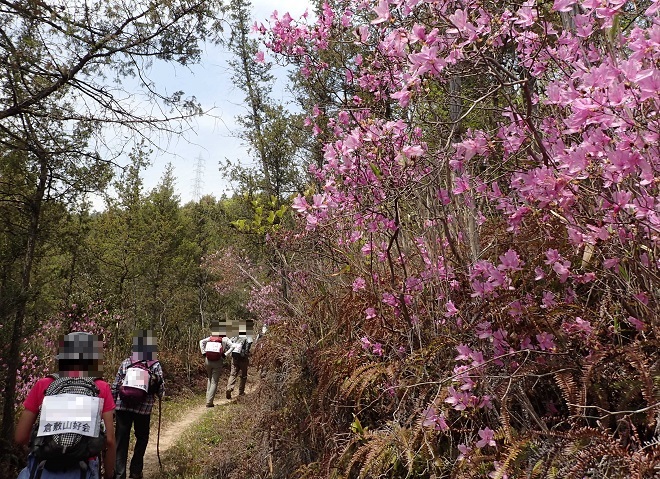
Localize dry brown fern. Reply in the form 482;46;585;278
340;361;392;406
337;424;431;479
357;433;397;478
554;370;583;418
626;344;659;426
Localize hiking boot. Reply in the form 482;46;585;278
129;473;143;479
226;390;231;400
206;403;214;407
238;392;245;396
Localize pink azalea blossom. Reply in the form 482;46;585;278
498;249;524;271
535;332;556;351
563;317;593;336
534;267;546;280
292;195;309;213
371;0;390;24
352;277;366;291
455;344;472;361
552;0;577;11
476;427;496;448
457;444;472;461
382;293;398;307
444;300;459;317
626;316;645;331
360;337;372;350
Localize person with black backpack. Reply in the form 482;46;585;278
225;320;254;400
198;321;233;407
14;331;116;479
111;330;164;479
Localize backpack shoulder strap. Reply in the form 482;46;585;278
47;375;100;393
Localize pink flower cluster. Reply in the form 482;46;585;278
14;301;112;405
261;0;660;473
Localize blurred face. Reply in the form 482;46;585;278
58;333;103;377
211;322;225;337
226;319;255;339
131;329;158;361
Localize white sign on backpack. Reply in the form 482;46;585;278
205;341;222;353
124;367;150;392
37;394;103;437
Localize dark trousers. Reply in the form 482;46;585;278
115;409;151;479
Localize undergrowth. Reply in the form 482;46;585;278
158;374;267;479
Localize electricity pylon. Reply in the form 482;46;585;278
191;154;205;202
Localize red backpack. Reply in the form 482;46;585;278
204;336;224;361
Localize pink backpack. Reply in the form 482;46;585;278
119;360;160;405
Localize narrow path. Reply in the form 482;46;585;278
141;386;254;478
141;400;210;478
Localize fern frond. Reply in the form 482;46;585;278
358;434;397;478
340;361;390;405
491;436;533;479
626;345;658;424
554;371;582;417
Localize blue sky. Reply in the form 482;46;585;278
94;0;311;209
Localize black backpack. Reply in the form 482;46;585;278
30;375;106;475
232;336;251;358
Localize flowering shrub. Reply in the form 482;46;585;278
254;0;660;477
13;301;113;406
202;246;285;328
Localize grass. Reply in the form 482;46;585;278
155;377;266;479
158;402;234;478
153;389;206;431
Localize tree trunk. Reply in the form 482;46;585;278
448;74;480;261
0;152;48;443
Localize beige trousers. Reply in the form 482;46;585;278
205;356;223;405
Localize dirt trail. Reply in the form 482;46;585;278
141;400;211;478
141;386;253;478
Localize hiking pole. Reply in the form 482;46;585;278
157;394;163;472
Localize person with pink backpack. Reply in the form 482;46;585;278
111;330;164;479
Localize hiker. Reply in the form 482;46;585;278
111;330;165;479
14;331;116;479
225;320;254;400
199;321;233;407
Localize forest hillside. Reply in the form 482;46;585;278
1;0;659;478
